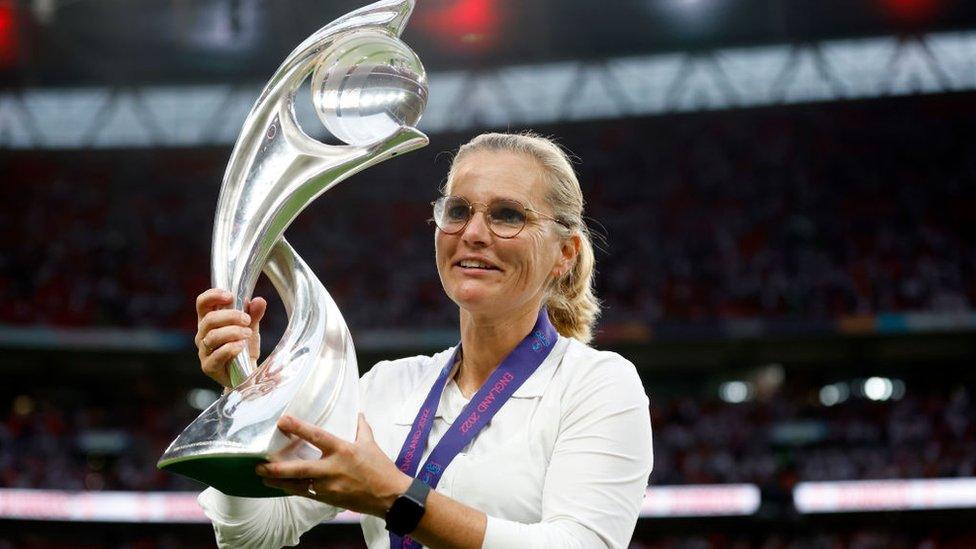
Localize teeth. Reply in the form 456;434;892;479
459;260;493;269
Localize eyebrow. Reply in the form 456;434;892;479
449;193;535;208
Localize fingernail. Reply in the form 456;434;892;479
244;328;253;337
255;465;268;475
242;314;251;324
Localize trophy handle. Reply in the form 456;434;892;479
220;124;428;386
259;239;355;433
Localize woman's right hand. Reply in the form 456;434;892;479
195;288;267;388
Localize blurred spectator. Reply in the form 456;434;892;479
1;98;974;333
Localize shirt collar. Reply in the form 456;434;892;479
393;336;569;425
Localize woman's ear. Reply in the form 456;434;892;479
553;233;581;279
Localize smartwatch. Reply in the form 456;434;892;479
385;478;431;536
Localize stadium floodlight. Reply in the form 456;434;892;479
864;376;894;401
818;382;851;406
718;381;752;403
186;388;219;411
891;378;906;400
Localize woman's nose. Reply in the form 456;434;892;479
461;210;492;245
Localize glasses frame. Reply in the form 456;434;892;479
430;195;571;239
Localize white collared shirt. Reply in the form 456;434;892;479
198;335;653;548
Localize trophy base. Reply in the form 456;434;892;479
160;455;287;498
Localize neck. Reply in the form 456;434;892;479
455;299;542;398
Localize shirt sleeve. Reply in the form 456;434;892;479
481;352;654;549
198;487;339;548
196;366;385;548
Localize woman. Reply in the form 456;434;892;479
194;132;653;548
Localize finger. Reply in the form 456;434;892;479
244;297;267;362
356;413;374;443
198;309;252;336
201;340;245;384
196;288;233;318
266;436;307;462
200;325;252;354
203;338;245;363
247;297;267;327
256;459;328;480
278;415;344;453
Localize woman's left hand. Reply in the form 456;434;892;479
256;413;412;517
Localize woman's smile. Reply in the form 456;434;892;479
455;264;500;275
454;255;502;274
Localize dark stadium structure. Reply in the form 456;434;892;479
2;0;975;547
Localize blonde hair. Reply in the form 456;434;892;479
445;132;601;344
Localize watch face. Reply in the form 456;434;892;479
386;478;430;536
387;494;425;536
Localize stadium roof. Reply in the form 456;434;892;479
4;29;976;149
4;0;976;87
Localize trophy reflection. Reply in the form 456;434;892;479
157;0;429;497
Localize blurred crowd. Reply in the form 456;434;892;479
2;378;971;493
0;379;201;492
588;103;976;325
650;384;974;491
2;96;975;335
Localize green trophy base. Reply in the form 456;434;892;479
159;456;287;498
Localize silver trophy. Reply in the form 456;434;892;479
157;0;428;498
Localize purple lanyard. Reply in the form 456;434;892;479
389;308;558;549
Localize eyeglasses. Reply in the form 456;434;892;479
431;195;570;239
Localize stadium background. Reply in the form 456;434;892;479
2;0;976;546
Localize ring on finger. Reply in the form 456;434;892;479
307;479;317;496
